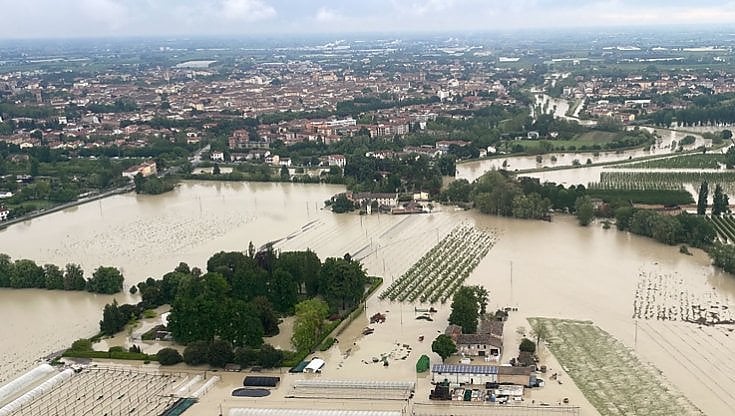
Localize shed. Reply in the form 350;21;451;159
304;358;325;373
243;376;280;388
289;361;309;373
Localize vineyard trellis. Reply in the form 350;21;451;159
610;154;726;170
379;223;496;304
707;215;735;243
590;171;735;195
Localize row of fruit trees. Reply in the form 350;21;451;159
590;171;735;194
707;215;735;243
379;223;496;304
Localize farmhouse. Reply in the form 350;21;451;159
122;160;157;179
445;319;505;359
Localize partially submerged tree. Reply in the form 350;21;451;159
432;334;457;362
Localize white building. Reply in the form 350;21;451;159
0;206;9;221
210;151;225;162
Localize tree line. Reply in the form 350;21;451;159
0;254;124;294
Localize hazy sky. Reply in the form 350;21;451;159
1;0;734;38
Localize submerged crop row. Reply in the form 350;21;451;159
528;318;702;416
378;223;496;304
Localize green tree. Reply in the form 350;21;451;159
64;263;86;290
443;179;472;203
431;334;457;362
0;254;13;287
99;300;126;336
218;299;264;348
448;286;480;334
269;269;298;314
574;196;595;226
207;339;234;368
280;165;290;181
320;257;366;310
726;146;735;169
712;184;729;216
614;207;635;231
519;338;536;353
43;264;64;290
183;341;209;366
472;286;489;315
157;348;183;365
331;194;354;213
710;243;735;274
291;299;329;352
133;172;145;193
87;266;124;294
212;164;221;175
697;181;709;215
277;250;322;295
250;296;280;336
12;259;44;288
258;344;284;368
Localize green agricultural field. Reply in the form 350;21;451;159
529;318;702;416
612;154;726;169
516;130;654;153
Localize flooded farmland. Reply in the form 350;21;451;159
1;181;735;415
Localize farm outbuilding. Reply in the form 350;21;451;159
303;358;325;373
243;376;280;388
431;364;498;385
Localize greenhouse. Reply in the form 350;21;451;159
292;380;415;400
0;364;55;406
229;409;402;416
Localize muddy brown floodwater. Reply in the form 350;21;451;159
1;181;735;416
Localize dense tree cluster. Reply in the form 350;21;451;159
100;248;368;355
614;209;716;247
0;255;121;293
133;173;175;195
468;172;585;220
651;93;735;127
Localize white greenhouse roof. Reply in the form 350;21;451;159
293;380;415;390
229;409;401;416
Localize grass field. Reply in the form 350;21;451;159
528;318;702;416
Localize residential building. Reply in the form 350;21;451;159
210;151;225;161
122;160;157;179
0;205;8;221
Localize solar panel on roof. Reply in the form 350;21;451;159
431;364;499;374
